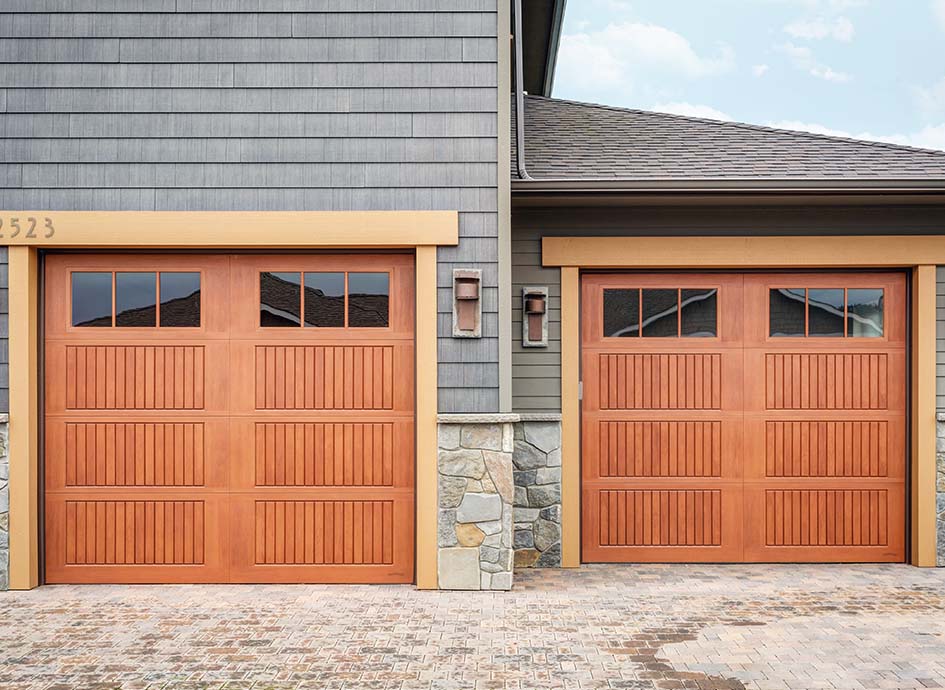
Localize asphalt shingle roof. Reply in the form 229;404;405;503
512;95;945;181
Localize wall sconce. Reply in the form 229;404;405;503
522;286;548;347
452;268;482;338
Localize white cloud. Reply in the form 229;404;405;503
784;16;855;40
556;22;734;95
767;119;945;151
651;102;733;121
809;65;851;82
933;0;945;31
780;42;851;82
752;64;770;77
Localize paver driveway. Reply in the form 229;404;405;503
2;565;945;690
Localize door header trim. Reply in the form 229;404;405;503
543;235;945;268
0;211;459;248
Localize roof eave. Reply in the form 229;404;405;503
511;178;945;207
512;178;945;193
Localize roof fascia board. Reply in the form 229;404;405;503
541;0;567;96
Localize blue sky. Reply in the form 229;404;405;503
553;0;945;151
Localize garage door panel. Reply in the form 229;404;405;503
45;493;229;583
582;485;743;562
744;417;905;481
743;485;905;562
228;342;414;415
743;349;905;414
230;418;413;490
584;351;743;413
227;493;414;583
584;419;743;481
45;341;230;415
46;418;229;492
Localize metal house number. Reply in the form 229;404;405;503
0;216;56;240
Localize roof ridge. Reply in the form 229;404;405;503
525;94;945;158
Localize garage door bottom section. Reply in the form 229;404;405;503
44;254;415;584
581;273;906;564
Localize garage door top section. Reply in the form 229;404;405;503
44;254;415;584
582;273;906;564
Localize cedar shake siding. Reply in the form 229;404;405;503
0;1;501;413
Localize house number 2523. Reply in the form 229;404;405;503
0;216;55;239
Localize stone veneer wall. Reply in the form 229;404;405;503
437;417;515;590
0;415;8;590
512;417;562;568
937;416;945;566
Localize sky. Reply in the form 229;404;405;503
552;0;945;151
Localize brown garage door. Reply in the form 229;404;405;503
582;272;905;563
44;254;415;583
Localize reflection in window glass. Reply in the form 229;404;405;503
808;288;845;337
260;272;302;327
680;289;717;337
348;272;390;327
116;272;156;327
304;272;345;327
72;272;112;327
770;288;807;337
847;288;884;337
642;289;679;337
160;272;201;327
603;289;640;337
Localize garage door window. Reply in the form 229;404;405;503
260;270;389;328
603;287;718;338
72;271;201;328
770;287;883;337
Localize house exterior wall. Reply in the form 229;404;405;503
512;203;945;413
0;1;503;414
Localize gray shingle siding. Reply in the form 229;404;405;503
0;3;500;414
512;204;945;414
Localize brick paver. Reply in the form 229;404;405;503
2;564;945;689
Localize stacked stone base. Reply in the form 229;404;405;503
437;416;515;590
512;416;561;568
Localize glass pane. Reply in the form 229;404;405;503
260;272;302;327
603;289;639;337
72;272;112;327
808;288;845;337
680;289;717;337
847;288;884;337
348;272;390;327
116;272;156;327
769;288;806;337
160;272;201;327
642;289;678;337
303;272;345;327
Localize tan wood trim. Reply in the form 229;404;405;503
912;265;937;567
8;246;40;589
560;266;581;568
415;245;439;588
0;211;458;248
543;235;945;268
497;0;513;413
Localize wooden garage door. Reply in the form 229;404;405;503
44;254;415;584
582;272;906;563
